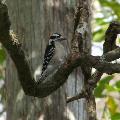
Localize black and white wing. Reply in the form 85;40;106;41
41;44;55;76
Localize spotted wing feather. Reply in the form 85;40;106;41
41;44;55;75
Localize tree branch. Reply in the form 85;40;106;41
67;90;86;103
66;47;120;103
89;21;120;91
66;21;120;103
1;2;120;99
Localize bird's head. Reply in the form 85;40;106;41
49;33;66;45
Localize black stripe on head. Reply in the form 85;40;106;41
50;36;56;39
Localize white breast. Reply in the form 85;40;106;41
55;42;66;59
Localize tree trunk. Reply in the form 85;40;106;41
6;0;92;120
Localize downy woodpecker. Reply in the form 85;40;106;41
40;33;67;80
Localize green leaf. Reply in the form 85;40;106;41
107;97;117;114
93;24;108;42
96;18;105;25
100;75;114;84
99;0;120;18
94;84;105;98
105;84;116;92
0;75;4;80
94;75;114;98
95;18;109;26
93;28;105;42
115;81;120;88
111;113;120;120
0;48;6;64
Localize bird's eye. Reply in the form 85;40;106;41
50;36;56;39
56;35;61;38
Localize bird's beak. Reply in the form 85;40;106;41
58;36;66;41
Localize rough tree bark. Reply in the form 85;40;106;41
0;1;120;120
5;0;91;120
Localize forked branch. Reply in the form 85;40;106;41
0;2;120;99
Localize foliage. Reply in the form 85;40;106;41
94;75;114;98
93;0;120;120
92;0;120;42
94;74;120;119
0;45;6;117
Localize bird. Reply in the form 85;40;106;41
39;33;68;81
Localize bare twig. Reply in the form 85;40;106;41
66;90;86;103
